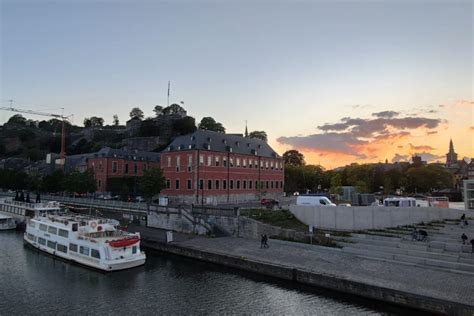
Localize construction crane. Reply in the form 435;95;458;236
0;103;72;169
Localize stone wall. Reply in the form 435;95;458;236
290;205;466;230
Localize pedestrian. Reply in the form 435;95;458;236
419;230;428;242
471;239;474;253
263;234;269;248
461;233;468;245
411;228;419;241
260;234;265;248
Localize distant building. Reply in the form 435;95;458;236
443;139;470;191
411;155;426;166
446;139;458;167
65;147;160;193
160;130;284;204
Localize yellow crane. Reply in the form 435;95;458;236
0;104;72;168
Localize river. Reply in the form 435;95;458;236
0;231;415;315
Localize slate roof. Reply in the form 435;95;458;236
164;130;280;158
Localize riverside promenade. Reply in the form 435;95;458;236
132;226;474;315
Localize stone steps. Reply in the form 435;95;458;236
341;246;474;273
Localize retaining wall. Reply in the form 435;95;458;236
290;205;466;230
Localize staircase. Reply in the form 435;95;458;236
335;218;474;274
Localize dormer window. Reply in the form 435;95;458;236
247;143;250;147
235;141;240;147
207;137;212;142
191;135;196;141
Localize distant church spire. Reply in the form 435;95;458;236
244;120;248;137
446;138;458;167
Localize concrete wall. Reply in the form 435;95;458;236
147;209;210;235
290;205;465;230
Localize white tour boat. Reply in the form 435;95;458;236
24;213;146;271
0;197;61;227
0;214;16;230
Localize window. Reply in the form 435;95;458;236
215;156;220;167
208;180;212;190
271;161;274;170
166;179;171;189
230;180;234;189
124;163;129;174
80;246;90;256
223;157;227;167
47;240;56;249
132;246;137;254
91;249;100;259
27;233;36;241
39;224;47;232
188;155;192;171
230;158;234;167
275;181;278;189
112;161;118;173
176;156;181;172
199;179;204;190
243;159;247;168
69;243;78;252
249;159;253;168
48;226;57;235
236;158;240;167
57;244;68;253
72;223;78;232
207;156;212;166
38;237;46;246
175;180;180;190
243;181;247;189
199;155;204;165
255;161;258;168
134;163;138;174
223;180;227;190
255;181;259;189
271;181;274;189
280;181;283;189
215;180;220;190
167;156;171;167
187;179;192;190
58;229;69;238
237;180;240;189
249;181;253;189
266;181;269;189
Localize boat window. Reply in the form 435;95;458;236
69;243;78;252
79;246;90;256
38;237;46;245
29;221;36;228
47;240;56;249
72;223;78;232
27;233;36;242
39;224;47;232
26;210;35;217
132;246;137;254
58;229;69;238
48;226;57;235
57;244;68;253
0;219;6;224
91;249;100;259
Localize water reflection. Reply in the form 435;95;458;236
1;232;419;315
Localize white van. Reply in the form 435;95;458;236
296;195;336;206
383;197;417;207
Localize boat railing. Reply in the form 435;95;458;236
1;199;60;210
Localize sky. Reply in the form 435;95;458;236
1;0;473;169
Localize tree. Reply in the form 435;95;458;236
153;105;163;117
7;114;27;125
248;131;268;142
83;118;92;128
129;107;144;120
113;114;120;126
329;173;342;196
90;116;104;127
173;116;196;135
283;150;305;166
63;169;96;194
139;168;166;202
41;170;65;193
198;117;226;133
162;103;185;115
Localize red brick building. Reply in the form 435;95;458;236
65;147;160;193
161;130;284;203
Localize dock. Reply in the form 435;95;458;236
131;226;474;315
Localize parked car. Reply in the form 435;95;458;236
296;195;336;206
261;198;279;207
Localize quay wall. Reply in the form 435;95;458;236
141;239;473;316
290;205;466;231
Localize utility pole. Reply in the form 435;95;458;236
167;81;170;107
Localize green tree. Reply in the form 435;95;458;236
329;173;342;196
162;103;185;115
283;150;305;166
129;107;144;120
41;170;65;193
153;105;163;116
248;131;268;142
83;118;92;128
7;114;26;125
63;169;96;194
405;165;453;193
355;180;369;193
139;168;166;202
198;117;225;133
173;116;196;135
113;114;120;126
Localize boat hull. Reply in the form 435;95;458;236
23;236;146;272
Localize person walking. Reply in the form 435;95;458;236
461;233;468;245
260;234;265;249
263;234;269;248
471;239;474;253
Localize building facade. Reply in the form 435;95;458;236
160;130;284;204
65;147;160;193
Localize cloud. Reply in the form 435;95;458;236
409;143;436;151
392;154;409;163
452;100;474;108
276;133;368;158
372;111;399;118
469;126;474;132
413;152;444;162
427;131;438;135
